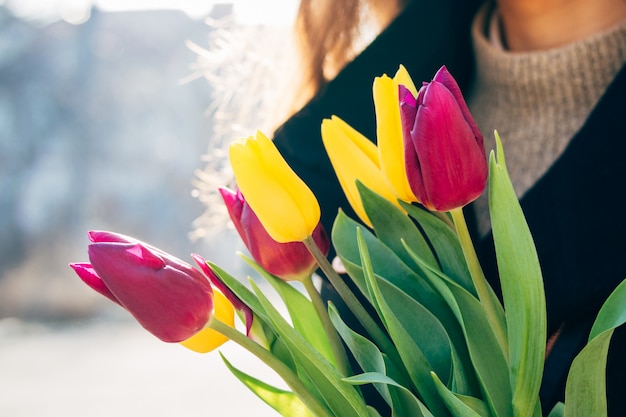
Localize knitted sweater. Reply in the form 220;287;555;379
468;5;626;235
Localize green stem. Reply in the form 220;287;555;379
302;275;350;376
302;236;397;362
209;319;333;417
450;207;508;355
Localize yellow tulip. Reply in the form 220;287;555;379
321;116;400;228
229;130;321;243
373;65;418;203
180;290;234;353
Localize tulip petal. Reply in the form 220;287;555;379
180;290;234;353
321;116;399;227
393;64;418;97
88;230;132;243
433;66;483;143
218;187;249;248
69;262;121;305
373;75;416;202
229;131;320;243
400;87;427;206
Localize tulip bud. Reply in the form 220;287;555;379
400;66;487;212
321;115;400;227
229;130;321;243
218;187;329;281
70;231;232;350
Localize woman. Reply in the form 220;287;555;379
271;0;626;414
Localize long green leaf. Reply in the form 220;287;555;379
357;229;451;417
430;371;486;417
250;279;370;417
589;278;626;340
409;249;512;417
329;302;392;405
563;331;612;417
400;201;475;295
343;372;432;417
489;133;546;417
241;254;335;367
357;181;439;272
333;212;465;352
401;240;481;397
564;278;626;417
446;281;513;417
220;352;314;417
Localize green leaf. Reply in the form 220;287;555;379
563;330;612;417
489;133;546;417
328;302;392;405
548;402;564;417
400;201;475;295
220;352;314;417
430;371;485;417
357;181;439;272
589;278;626;340
356;229;451;417
564;278;626;417
401;240;481;397
443;279;513;417
333;212;464;349
335;210;479;397
241;254;335;367
343;372;433;417
250;279;370;417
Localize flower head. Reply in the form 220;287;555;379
229;131;320;243
70;231;233;352
218;187;329;281
400;66;487;211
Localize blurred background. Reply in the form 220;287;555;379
0;1;296;415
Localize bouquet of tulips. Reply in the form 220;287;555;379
70;66;626;417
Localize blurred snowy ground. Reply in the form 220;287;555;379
0;314;283;416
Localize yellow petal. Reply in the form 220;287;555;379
180;290;234;353
229;131;320;243
321;116;400;227
373;73;417;203
393;64;418;97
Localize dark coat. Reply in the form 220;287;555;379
273;1;626;414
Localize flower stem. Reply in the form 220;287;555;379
302;275;350;376
209;319;333;417
450;207;508;355
302;236;397;361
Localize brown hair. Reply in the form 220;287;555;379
291;0;406;111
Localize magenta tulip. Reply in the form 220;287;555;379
219;187;330;281
70;231;214;343
400;66;487;212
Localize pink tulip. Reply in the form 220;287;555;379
219;187;330;281
400;66;487;212
70;231;214;343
